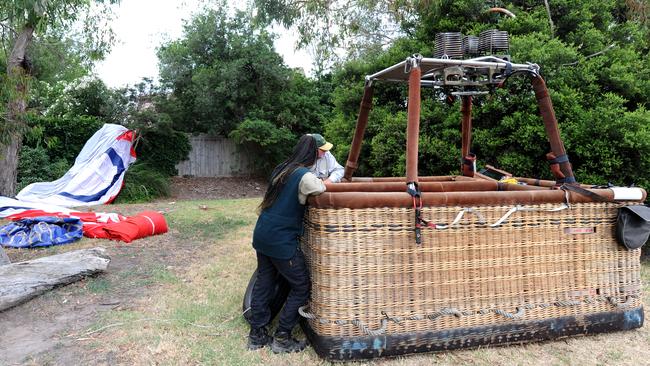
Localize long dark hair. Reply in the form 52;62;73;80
258;134;319;212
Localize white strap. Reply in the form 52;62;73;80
489;204;568;227
435;208;487;229
433;204;569;229
142;215;156;235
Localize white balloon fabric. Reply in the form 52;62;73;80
15;124;136;207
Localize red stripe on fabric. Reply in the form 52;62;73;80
116;130;134;141
105;180;126;204
118;130;137;158
105;193;119;204
7;210;69;220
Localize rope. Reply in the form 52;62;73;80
298;295;639;336
427;204;569;230
609;295;636;309
299;305;389;335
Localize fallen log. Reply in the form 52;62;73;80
0;246;9;265
0;247;110;312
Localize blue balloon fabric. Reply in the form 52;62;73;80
0;216;83;248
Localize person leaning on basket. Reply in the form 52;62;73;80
248;134;326;353
308;133;344;183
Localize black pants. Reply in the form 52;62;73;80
249;250;311;334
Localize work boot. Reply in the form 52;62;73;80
271;331;307;353
247;327;271;350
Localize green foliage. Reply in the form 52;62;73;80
26;36;91;90
128;110;191;177
136;127;191;177
16;146;69;192
366;109;408;177
157;8;286;135
324;37;433;176
229;118;293;171
319;0;650;188
0;0;118;59
42;78;128;124
24;114;105;164
113;162;170;203
156;7;331;168
252;0;413;69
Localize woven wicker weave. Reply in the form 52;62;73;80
301;202;641;339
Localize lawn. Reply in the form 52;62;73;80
2;198;649;365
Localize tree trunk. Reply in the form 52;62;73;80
0;26;34;197
0;247;110;312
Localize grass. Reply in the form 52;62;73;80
5;198;650;365
76;199;328;365
85;277;111;294
149;264;180;285
165;199;251;241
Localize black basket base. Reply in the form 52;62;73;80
301;307;644;361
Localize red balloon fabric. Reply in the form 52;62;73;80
84;211;168;243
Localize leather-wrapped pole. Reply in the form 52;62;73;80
531;76;576;184
324;180;549;192
351;175;478;182
309;188;646;209
460;95;476;177
343;83;374;181
406;60;422;184
461;95;473;158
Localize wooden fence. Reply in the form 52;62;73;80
175;135;260;177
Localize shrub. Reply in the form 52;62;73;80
128;110;192;177
17;146;70;192
113;162;171;203
23;115;105;164
229;118;295;172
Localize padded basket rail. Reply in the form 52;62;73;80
300;202;643;360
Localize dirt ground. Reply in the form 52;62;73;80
168;176;267;200
0;177;265;366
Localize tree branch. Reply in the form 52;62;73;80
0;21;18;36
543;0;555;37
561;43;617;66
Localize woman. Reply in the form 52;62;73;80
247;134;326;353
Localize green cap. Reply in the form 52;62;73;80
310;134;333;151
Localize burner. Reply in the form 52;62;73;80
434;32;463;59
479;29;509;53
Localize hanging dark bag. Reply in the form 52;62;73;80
616;205;650;250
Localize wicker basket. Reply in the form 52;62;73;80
300;200;644;360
